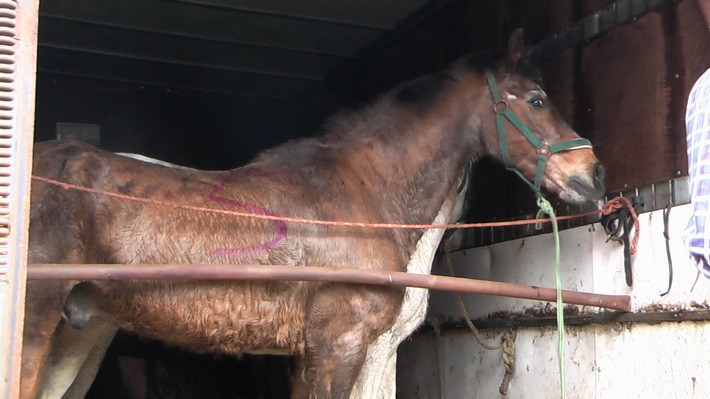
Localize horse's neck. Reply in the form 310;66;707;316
348;107;476;226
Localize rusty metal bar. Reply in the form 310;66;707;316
28;264;631;312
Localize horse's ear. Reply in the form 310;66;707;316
505;28;527;70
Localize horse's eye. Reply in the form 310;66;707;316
529;98;546;109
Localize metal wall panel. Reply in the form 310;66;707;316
0;1;38;397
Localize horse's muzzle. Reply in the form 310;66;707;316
567;161;606;201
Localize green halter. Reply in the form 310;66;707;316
484;69;592;195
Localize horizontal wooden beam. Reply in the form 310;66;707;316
28;264;631;312
427;309;710;332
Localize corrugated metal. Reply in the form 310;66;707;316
1;0;39;397
39;47;315;99
0;0;17;275
39;18;335;80
167;0;430;28
37;0;440;100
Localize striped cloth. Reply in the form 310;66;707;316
685;67;710;278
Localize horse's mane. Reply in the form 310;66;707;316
252;50;542;168
452;50;543;86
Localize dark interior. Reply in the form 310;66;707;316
33;0;710;397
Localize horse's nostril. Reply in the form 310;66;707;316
594;162;606;187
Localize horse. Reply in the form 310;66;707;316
21;29;605;399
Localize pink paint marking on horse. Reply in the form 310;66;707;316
209;170;288;256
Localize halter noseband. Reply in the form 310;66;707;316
484;69;592;195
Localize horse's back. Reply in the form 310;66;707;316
30;141;217;263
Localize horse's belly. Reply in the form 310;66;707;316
96;280;309;356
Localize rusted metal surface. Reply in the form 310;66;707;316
532;0;674;62
544;0;710;192
27;264;631;312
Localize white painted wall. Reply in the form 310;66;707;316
398;204;710;398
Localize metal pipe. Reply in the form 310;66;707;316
28;264;631;312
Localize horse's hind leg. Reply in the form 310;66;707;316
20;281;73;399
37;318;118;399
37;282;119;399
290;356;309;399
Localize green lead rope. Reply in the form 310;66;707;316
485;67;585;398
536;194;566;399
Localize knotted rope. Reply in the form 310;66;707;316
601;195;643;286
601;196;640;255
498;329;517;395
31;175;602;230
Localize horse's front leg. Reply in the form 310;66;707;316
297;285;402;399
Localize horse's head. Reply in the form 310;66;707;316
464;29;605;204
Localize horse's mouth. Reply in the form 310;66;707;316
565;177;605;204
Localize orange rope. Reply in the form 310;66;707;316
31;175;603;230
601;196;640;254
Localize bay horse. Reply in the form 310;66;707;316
22;29;605;399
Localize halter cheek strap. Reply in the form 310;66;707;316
484;69;592;195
